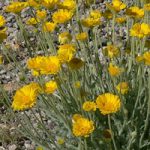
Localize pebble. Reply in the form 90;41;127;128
8;144;17;150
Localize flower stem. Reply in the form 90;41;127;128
108;115;117;150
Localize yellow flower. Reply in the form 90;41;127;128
116;82;129;94
126;6;144;18
108;63;123;77
44;80;57;94
144;3;150;11
41;0;59;9
81;10;102;28
72;115;95;137
82;101;97;111
106;0;126;12
36;146;43;150
143;51;150;65
58;0;76;11
130;23;150;38
72;114;82;122
68;58;84;70
27;0;40;8
12;83;40;111
57;44;76;63
36;10;47;20
74;81;81;88
136;55;144;63
0;55;3;64
105;45;120;58
58;32;72;44
76;32;88;41
0;27;7;42
31;70;40;76
57;137;65;145
27;56;61;75
5;2;28;13
42;22;56;32
96;93;121;115
0;15;6;27
26;18;39;25
115;17;126;24
52;9;73;24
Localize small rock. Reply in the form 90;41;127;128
8;144;17;150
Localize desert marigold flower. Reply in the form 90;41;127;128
82;101;97;111
26;18;39;25
74;81;81;88
0;27;7;42
36;10;47;20
31;70;40;76
52;9;73;24
58;0;76;11
108;63;123;77
96;93;121;115
58;32;72;44
136;55;144;63
57;44;76;63
72;115;95;137
105;45;120;58
130;23;150;38
76;32;88;41
90;10;102;19
143;51;150;65
44;80;57;94
41;0;59;9
126;6;144;19
68;58;84;70
115;17;126;24
0;15;6;27
72;114;82;122
144;3;150;11
5;2;28;13
12;83;40;111
106;0;126;12
42;22;56;32
116;82;129;94
27;56;61;75
27;0;40;8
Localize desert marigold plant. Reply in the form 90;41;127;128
1;0;150;149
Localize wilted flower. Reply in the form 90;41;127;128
126;6;144;19
36;146;43;150
68;58;84;70
42;22;56;32
103;129;112;140
58;44;76;63
116;82;129;94
76;32;88;41
82;101;97;111
58;0;76;11
27;56;61;75
5;2;28;13
41;0;59;9
0;55;3;64
108;63;123;77
44;80;57;94
96;93;121;115
12;83;40;111
0;28;7;42
58;32;72;44
130;23;150;38
74;81;81;88
102;10;113;19
57;137;65;145
52;9;73;24
72;115;95;137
